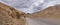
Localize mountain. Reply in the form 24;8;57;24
31;4;60;19
0;2;26;25
0;1;60;25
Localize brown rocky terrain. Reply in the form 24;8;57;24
0;2;26;25
30;4;60;20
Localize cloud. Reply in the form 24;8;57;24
1;0;60;14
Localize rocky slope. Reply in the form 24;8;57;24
31;4;60;19
0;2;26;25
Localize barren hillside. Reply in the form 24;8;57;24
31;4;60;19
0;2;26;25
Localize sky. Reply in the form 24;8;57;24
0;0;60;14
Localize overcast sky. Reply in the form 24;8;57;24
0;0;60;14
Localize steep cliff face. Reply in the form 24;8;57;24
0;2;26;25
